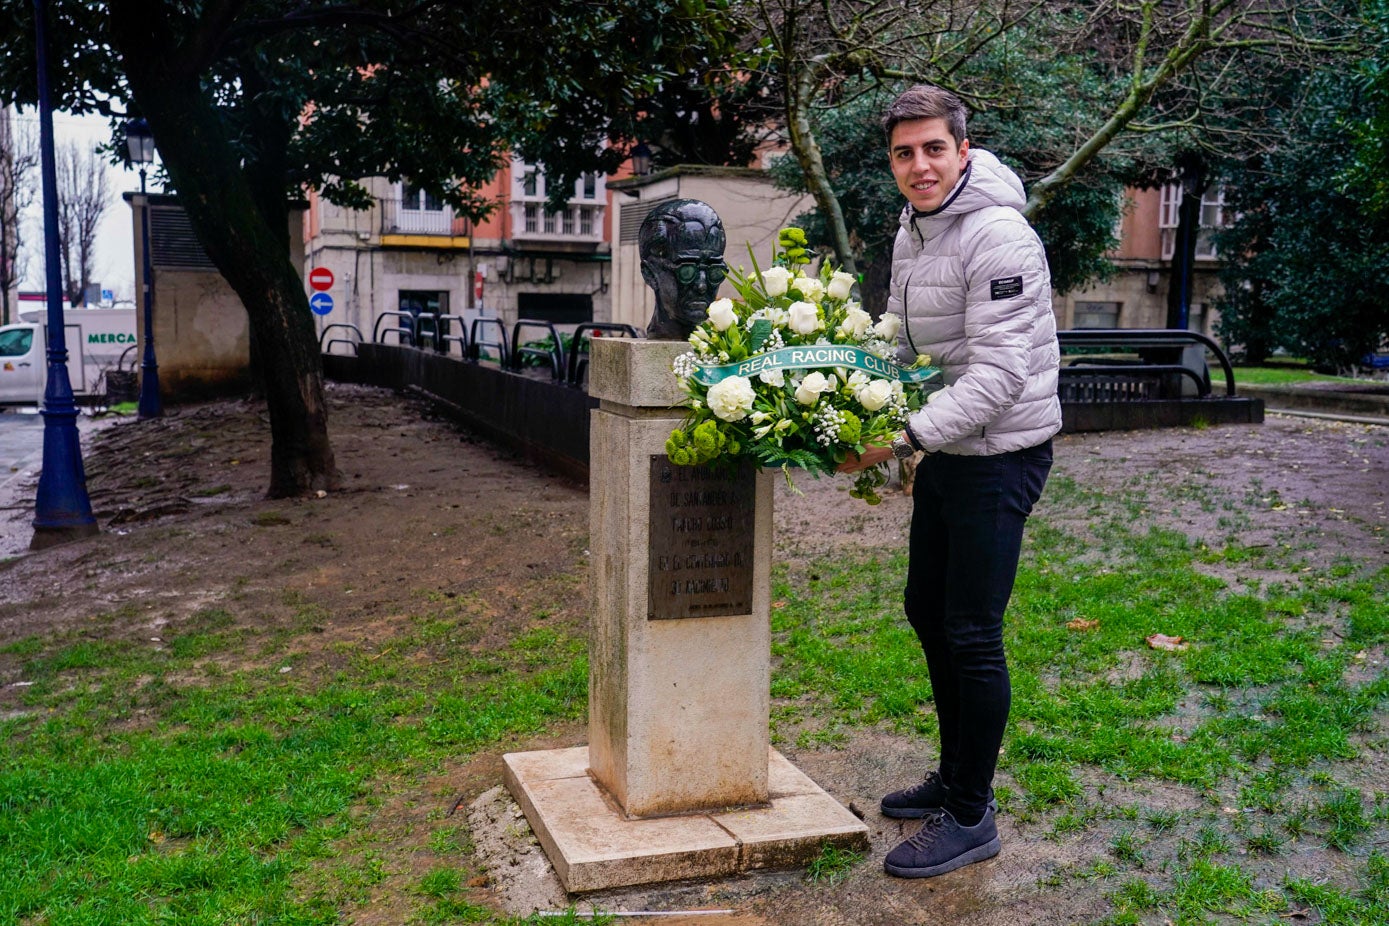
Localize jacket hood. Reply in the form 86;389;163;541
899;148;1027;232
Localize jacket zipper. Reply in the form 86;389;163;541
902;275;922;359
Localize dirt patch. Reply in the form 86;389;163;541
1;390;1384;923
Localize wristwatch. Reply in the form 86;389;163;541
890;433;916;460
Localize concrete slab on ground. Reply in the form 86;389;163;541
503;746;869;893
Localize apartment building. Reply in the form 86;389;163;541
1054;182;1226;335
304;158;618;351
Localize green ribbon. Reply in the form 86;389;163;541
691;345;940;386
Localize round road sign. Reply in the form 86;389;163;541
309;292;334;315
309;267;334;291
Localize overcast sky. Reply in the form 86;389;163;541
11;108;149;300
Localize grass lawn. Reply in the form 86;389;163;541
771;472;1388;924
1233;365;1374;387
2;458;1386;922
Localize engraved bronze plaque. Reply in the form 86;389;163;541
648;456;756;620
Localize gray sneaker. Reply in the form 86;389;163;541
880;771;998;819
884;807;1001;879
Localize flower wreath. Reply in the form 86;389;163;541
667;228;940;504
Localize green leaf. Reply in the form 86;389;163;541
748;318;773;353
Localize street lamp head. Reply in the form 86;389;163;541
124;117;156;165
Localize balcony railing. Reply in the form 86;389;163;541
380;197;471;237
510;201;605;244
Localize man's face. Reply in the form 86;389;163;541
889;117;970;213
647;221;727;327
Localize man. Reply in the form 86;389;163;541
844;84;1061;878
638;199;728;340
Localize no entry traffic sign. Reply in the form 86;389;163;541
309;292;334;315
309;266;334;291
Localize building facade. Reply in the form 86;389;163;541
1054;183;1227;335
304;159;617;353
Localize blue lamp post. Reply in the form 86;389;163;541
125;117;162;419
29;0;97;549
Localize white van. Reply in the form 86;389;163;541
0;307;138;405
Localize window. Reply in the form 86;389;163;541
511;158;605;241
402;182;443;213
1160;183;1225;260
0;327;34;357
1073;301;1120;329
391;181;452;234
398;291;451;346
399;290;447;316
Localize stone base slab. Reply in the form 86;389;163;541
503;745;869;893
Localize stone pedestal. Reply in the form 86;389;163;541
504;338;867;892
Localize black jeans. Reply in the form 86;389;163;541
904;440;1053;823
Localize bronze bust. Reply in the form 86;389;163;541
638;200;728;340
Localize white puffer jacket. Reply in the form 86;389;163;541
887;148;1062;455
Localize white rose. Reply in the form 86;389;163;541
759;368;785;387
837;307;872;339
706;298;736;331
827;271;855;301
857;379;894;412
792;276;825;303
874;313;901;340
706;375;756;422
846;370;870;390
787;301;820;335
761;266;793;298
794;371;830;405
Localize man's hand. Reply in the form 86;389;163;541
838;443;895;473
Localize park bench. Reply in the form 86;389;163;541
1056;329;1261;431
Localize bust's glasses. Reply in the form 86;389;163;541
668;260;727;286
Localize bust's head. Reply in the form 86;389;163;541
638;200;728;340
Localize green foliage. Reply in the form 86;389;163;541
1347;1;1389;218
0;1;733;218
804;843;863;885
1216;68;1389;371
770;59;1166;303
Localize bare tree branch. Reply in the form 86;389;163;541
55;141;111;307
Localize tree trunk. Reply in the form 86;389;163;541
786;68;858;274
1166;161;1206;331
110;9;338;497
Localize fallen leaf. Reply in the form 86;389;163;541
1146;633;1189;652
1066;618;1099;631
772;599;788;609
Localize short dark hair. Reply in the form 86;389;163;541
882;85;968;147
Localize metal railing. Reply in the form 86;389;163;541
379;197;471;237
566;322;640;388
373;311;417;347
512;320;566;380
319;323;365;357
469;317;510;367
437;314;469;357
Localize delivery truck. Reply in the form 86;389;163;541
0;307;138;406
